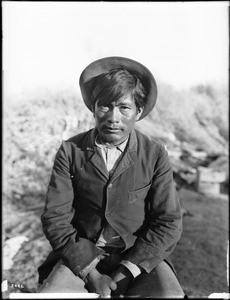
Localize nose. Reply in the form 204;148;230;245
108;107;120;123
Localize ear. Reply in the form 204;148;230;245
92;104;96;117
135;107;143;121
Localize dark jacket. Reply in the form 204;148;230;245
38;128;182;282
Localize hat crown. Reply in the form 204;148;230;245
79;56;157;120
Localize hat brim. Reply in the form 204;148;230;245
79;56;157;120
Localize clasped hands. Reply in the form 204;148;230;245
85;265;133;298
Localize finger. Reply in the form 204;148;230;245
110;280;117;291
101;285;112;298
101;291;111;298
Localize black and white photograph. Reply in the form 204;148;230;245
2;1;229;298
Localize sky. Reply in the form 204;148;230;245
2;1;229;99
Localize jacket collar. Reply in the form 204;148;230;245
85;127;138;181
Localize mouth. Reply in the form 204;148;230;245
104;126;121;133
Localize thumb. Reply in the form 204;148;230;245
110;280;117;291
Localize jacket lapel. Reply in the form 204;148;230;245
89;150;110;180
109;130;138;183
109;152;135;183
86;128;109;180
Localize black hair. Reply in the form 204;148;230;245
90;68;146;111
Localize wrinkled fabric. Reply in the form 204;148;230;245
38;128;182;283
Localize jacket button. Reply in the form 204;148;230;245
108;183;113;188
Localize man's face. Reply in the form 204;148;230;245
94;95;143;145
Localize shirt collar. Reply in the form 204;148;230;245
95;134;129;152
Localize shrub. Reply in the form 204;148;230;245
4;88;94;210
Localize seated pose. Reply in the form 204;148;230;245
38;56;184;298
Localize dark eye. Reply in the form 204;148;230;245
120;106;130;110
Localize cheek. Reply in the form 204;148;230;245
122;115;137;129
94;112;104;122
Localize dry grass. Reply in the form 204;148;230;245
171;188;229;297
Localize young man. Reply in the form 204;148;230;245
38;57;184;298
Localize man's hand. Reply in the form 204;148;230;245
110;265;133;297
85;267;117;298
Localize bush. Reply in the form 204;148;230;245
4;83;228;212
145;82;228;154
4;88;94;210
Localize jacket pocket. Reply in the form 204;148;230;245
128;183;151;204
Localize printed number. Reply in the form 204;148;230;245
10;283;24;288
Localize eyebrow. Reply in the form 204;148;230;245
97;96;134;107
118;102;132;107
117;99;133;105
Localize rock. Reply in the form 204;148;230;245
3;236;29;270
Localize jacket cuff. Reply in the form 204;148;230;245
60;238;105;276
122;238;164;273
78;255;102;280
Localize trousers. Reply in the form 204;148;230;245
38;248;184;298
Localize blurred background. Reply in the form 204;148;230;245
2;1;229;297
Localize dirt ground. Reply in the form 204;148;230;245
171;188;229;297
3;188;229;297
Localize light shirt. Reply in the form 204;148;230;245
95;135;128;172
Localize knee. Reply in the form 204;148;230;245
126;261;185;298
154;261;185;298
38;261;87;293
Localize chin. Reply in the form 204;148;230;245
105;136;121;143
103;133;123;143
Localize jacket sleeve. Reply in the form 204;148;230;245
123;145;182;273
41;141;104;276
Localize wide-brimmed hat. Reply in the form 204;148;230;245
79;56;157;120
